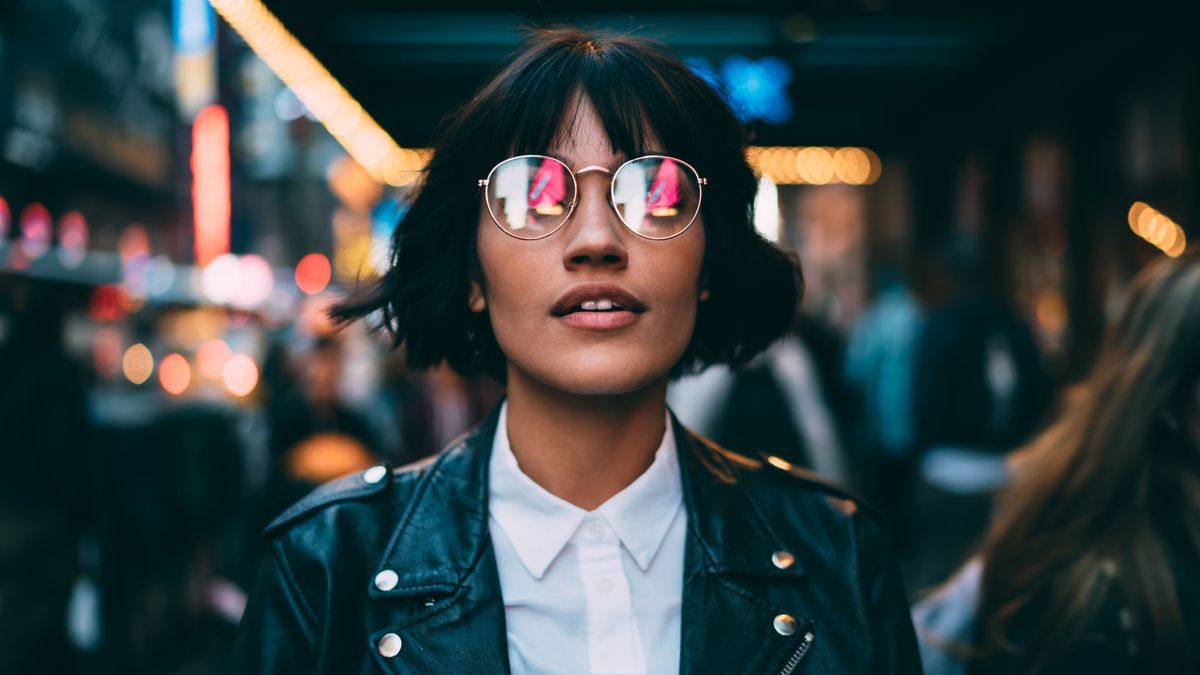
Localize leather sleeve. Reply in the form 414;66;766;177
234;539;319;675
859;516;925;674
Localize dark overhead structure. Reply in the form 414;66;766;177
260;2;1184;150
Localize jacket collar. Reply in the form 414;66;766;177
367;403;809;674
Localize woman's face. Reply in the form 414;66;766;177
470;97;706;395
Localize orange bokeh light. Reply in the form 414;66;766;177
122;343;154;385
295;253;332;295
223;353;259;397
159;353;192;395
196;338;232;379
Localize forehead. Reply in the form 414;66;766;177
545;94;661;170
547;97;620;168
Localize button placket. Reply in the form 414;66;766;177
574;515;646;673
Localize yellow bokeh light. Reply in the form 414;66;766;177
123;343;154;385
746;146;883;184
833;147;872;185
1128;202;1188;257
1128;201;1149;233
797;147;835;184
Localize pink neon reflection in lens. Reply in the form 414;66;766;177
529;158;567;210
647;158;680;210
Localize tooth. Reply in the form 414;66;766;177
581;300;597;311
596;299;613;311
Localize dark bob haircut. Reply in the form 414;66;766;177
334;27;803;382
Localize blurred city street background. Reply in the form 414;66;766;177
0;1;1196;673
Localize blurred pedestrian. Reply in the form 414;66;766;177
909;235;1053;588
914;248;1200;675
844;265;922;546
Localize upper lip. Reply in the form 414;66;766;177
551;282;647;316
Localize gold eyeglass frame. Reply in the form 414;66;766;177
476;154;708;241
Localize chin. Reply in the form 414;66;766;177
515;349;677;397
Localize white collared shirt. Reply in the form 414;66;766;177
488;402;686;675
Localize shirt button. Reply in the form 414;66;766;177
374;569;399;591
773;614;798;636
363;465;388;484
377;632;402;657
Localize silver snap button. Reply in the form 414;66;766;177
771;550;795;570
374;569;399;591
773;614;798;636
377;632;402;657
363;465;388;484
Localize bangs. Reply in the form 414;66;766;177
468;33;716;170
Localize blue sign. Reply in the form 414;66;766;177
686;55;793;125
173;0;216;55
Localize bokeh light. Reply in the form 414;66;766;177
89;285;127;322
93;327;123;378
196;338;232;379
57;210;89;268
222;353;259;397
232;254;275;308
202;253;242;304
119;224;152;264
0;196;10;243
747;146;881;185
158;353;192;395
19;202;52;259
122;343;154;385
1128;202;1188;257
295;253;331;295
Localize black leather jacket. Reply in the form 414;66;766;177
235;406;921;674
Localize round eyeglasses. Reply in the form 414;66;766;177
477;154;708;240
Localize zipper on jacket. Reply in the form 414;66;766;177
778;630;815;675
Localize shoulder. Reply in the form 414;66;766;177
263;450;444;542
688;430;884;534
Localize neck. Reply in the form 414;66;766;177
502;368;669;511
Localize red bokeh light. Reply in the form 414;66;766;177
196;338;232;379
159;353;192;396
295;253;332;295
89;285;127;322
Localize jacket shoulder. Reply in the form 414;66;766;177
756;450;881;520
263;455;439;539
689;431;881;523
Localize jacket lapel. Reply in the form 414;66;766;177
674;414;815;675
366;406;511;674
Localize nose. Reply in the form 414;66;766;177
561;176;628;271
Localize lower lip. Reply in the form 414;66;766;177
557;310;642;330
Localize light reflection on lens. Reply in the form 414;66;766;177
612;157;700;239
487;156;573;238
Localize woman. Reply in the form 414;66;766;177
914;249;1200;675
235;28;920;674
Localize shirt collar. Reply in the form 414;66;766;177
487;401;683;579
